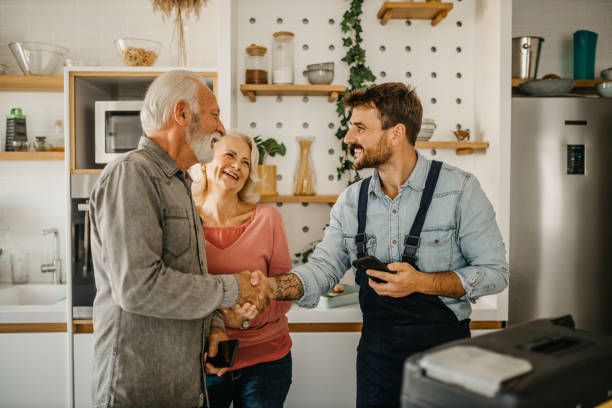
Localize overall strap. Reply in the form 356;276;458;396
355;177;372;258
402;160;443;264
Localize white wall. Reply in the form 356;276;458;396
0;0;218;72
513;0;612;78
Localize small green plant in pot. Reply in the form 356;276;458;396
254;136;286;196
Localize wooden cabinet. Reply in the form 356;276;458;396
67;70;217;174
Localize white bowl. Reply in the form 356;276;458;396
596;81;612;98
304;69;334;85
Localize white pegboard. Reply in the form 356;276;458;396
233;0;498;257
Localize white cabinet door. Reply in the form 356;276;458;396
286;332;360;408
74;333;94;408
0;333;67;408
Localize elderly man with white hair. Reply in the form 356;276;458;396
89;70;271;408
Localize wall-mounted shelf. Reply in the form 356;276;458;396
511;78;603;88
377;1;453;26
416;141;489;155
0;75;63;92
0;151;64;160
259;195;338;204
240;84;347;102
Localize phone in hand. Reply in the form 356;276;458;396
207;339;239;368
352;256;395;284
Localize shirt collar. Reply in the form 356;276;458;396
369;152;431;197
138;136;182;178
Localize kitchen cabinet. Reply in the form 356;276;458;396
73;333;94;408
73;329;361;408
0;332;67;407
286;332;360;407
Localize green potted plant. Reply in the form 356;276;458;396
254;136;286;196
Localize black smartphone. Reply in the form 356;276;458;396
207;339;239;368
352;256;394;283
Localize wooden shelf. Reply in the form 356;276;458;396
512;78;603;88
377;1;453;26
0;151;64;160
259;195;338;204
0;75;63;92
240;84;347;102
416;141;489;155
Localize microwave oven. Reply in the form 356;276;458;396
95;100;144;164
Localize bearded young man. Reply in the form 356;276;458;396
89;70;270;408
250;82;509;407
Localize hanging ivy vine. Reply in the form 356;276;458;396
335;0;376;184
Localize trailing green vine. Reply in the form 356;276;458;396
335;0;376;184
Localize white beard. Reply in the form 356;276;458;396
187;131;221;163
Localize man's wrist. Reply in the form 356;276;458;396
416;270;433;294
266;277;278;299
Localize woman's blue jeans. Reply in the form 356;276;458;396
205;352;292;408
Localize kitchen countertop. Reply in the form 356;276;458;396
0;283;503;331
288;294;502;323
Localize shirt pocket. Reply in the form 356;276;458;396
343;234;377;260
417;229;454;272
162;207;191;258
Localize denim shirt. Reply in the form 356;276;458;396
293;154;509;321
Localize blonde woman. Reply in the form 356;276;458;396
192;132;293;408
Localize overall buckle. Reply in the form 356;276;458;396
402;235;420;264
355;233;368;257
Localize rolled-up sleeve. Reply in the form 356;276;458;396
293;194;351;308
90;159;238;320
453;175;509;303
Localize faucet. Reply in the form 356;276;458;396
41;228;62;284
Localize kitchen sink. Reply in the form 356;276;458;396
0;284;67;323
0;284;66;306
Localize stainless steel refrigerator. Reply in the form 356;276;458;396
510;97;612;334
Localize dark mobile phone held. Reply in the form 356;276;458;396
208;339;239;368
352;256;395;284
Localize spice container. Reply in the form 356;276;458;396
272;31;295;84
245;44;268;84
5;107;27;152
294;136;316;195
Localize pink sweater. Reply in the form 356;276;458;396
203;205;292;371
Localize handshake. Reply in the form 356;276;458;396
221;271;275;328
236;270;274;312
222;271;303;328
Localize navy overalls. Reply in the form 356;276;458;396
354;161;470;407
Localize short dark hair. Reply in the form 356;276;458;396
343;82;423;145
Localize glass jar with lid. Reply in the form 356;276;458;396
245;44;268;84
272;31;295;84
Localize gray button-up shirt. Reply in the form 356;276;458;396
89;137;239;408
294;153;508;321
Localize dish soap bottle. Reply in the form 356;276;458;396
5;107;27;151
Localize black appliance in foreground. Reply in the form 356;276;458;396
402;316;612;408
